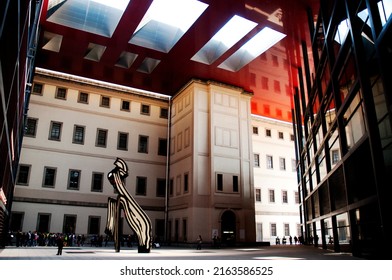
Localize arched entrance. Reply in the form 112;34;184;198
221;210;236;245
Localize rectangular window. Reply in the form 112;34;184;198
136;176;147;196
253;126;259;135
121;100;130;111
217;173;223;191
56;87;67;99
73;125;85;144
266;155;273;169
331;149;340;164
63;215;77;234
184;173;189;193
284;223;290;236
96;129;108;147
295;191;300;204
118;132;128;150
25;118;38;137
269;189;275;203
169;178;174;196
255;188;261;202
156;178;166;197
278;131;284;139
233;175;239;192
271;223;277;236
32;83;43;95
16;165;31;185
49;121;62;141
91;172;104;192
101;96;110;107
261;76;269;90
88;216;100;235
160;107;168;119
68;170;81;190
274;80;281;93
279;157;286;170
78;92;89;104
158;138;167;156
265;129;271;137
254;154;260;167
43;167;56;187
141;104;150;115
138;135;149;153
272;55;279;66
282;190;288;203
292;159;297;172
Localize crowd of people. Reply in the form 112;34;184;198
7;230;111;247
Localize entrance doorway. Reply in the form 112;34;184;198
221;210;236;245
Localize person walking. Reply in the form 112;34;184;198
196;235;202;250
56;234;64;255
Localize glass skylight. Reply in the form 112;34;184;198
129;0;209;53
46;0;131;38
334;19;350;44
191;15;257;65
218;27;286;72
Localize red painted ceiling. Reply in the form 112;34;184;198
36;0;318;122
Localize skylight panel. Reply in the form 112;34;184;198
334;19;350;44
218;27;286;72
91;0;129;10
191;15;257;65
129;0;208;53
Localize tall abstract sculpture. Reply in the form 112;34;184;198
105;158;152;253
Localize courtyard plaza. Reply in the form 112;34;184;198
0;244;359;260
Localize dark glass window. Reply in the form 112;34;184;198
56;87;67;99
217;174;223;191
68;170;81;190
122;100;130;111
158;138;167;156
118;132;128;150
78;92;89;103
136;176;147;196
32;83;43;95
43;167;56;187
233;175;239;192
73;125;85;144
138;135;148;153
16;165;30;185
25;118;37;137
101;96;110;107
141;104;150;115
49;122;62;141
160;107;168;118
96;129;107;147
91;173;103;192
156;178;166;197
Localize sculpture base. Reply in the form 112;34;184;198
138;245;150;253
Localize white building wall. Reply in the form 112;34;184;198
252;115;300;244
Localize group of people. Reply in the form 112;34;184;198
275;235;304;245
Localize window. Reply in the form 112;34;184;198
43;167;56;187
265;129;271;137
331;149;340;164
25;118;38;137
78;92;89;103
100;96;110;108
160;107;168;119
68;170;81;190
88;216;100;235
255;188;261;202
271;223;277;236
184;173;189;193
272;55;279;66
118;132;128;150
32;83;43;95
290;134;295;141
138;135;148;153
156;178;166;197
253;126;259;135
266;155;273;169
279;157;286;170
269;189;275;203
73;125;85;144
55;87;67;99
91;172;104;192
141;104;150;115
16;165;31;185
96;129;108;147
291;159;297;172
278;131;284;139
284;223;290;236
282;190;288;203
295;191;300;204
121;100;130;111
169;178;174;196
49;121;62;141
254;154;260;167
158;138;167;156
274;80;281;93
216;174;223;191
136;176;147;196
261;76;269;90
233;175;239;192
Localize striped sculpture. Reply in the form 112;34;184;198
105;158;152;253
